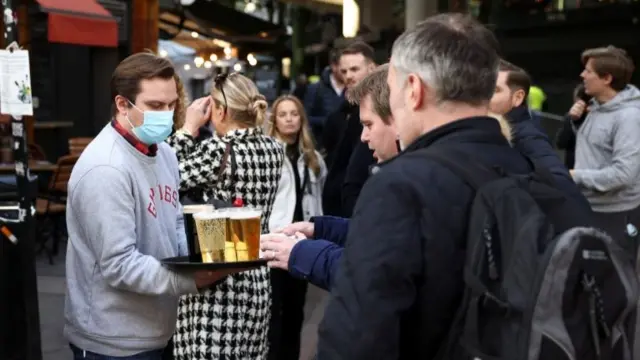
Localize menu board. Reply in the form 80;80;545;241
0;49;33;117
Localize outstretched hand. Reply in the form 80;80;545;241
260;232;306;270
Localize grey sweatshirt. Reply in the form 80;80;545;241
64;124;198;356
573;85;640;212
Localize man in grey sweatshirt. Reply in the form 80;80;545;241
572;46;640;247
64;53;233;360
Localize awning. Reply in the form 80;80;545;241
35;0;118;48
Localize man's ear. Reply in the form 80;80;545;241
407;73;426;111
114;95;131;116
512;89;526;108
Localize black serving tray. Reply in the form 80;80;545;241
161;255;267;271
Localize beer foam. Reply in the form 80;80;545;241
183;204;214;214
228;209;262;219
193;210;228;220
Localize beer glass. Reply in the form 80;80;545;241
193;210;228;263
229;208;262;261
183;204;214;261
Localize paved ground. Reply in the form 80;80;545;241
36;250;70;360
36;245;328;360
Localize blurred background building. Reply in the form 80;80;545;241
10;0;638;149
4;1;640;360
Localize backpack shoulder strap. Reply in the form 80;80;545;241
217;143;231;177
217;142;237;178
208;142;238;208
216;142;238;196
229;145;237;178
423;147;507;359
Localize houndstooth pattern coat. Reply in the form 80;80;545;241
166;127;284;360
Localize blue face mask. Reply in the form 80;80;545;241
126;101;174;145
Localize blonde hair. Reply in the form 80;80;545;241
268;95;321;176
488;112;513;144
212;72;268;127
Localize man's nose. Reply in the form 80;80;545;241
360;129;368;143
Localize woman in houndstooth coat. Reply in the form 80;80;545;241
167;72;283;360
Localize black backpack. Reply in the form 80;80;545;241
422;148;639;360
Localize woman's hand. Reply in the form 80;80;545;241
182;96;212;136
260;232;305;270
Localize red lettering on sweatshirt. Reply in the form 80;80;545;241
148;188;157;218
147;184;178;217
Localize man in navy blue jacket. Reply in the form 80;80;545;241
313;14;589;360
264;14;590;360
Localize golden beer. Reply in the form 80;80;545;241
193;210;228;263
182;204;214;259
229;209;262;262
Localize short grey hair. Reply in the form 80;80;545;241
390;13;500;106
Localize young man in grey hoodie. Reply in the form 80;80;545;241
64;53;239;360
571;46;640;248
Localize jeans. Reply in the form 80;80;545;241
70;344;164;360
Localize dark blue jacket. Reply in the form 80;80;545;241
315;117;591;360
288;216;348;291
303;67;343;128
506;104;589;209
288;108;589;294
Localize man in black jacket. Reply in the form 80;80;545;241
321;41;376;217
490;59;547;131
304;48;345;145
488;60;589;207
317;13;590;360
489;59;529;116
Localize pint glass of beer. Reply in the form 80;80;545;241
183;204;214;260
193;210;228;263
229;208;262;261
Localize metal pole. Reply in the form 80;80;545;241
1;0;42;359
